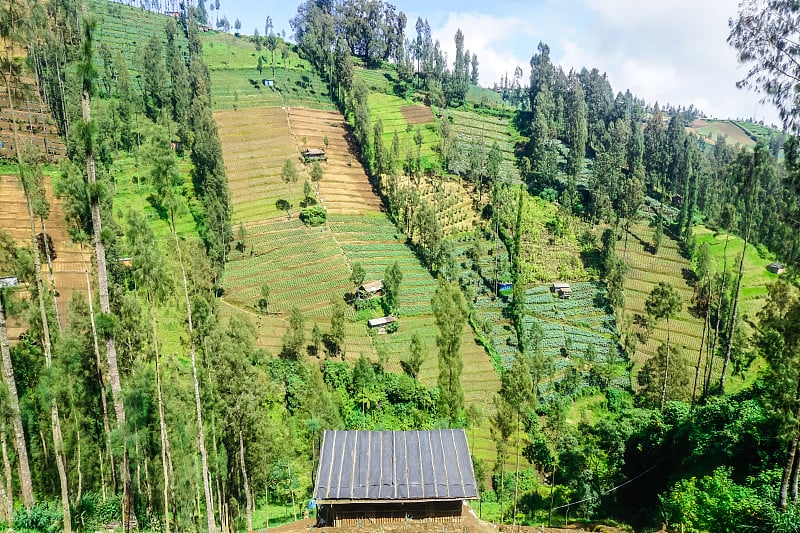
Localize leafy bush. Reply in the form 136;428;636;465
14;501;63;533
385;320;398;333
299;205;327;226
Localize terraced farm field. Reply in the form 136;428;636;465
0;174;92;337
694;226;775;318
203;32;335;111
286;108;382;215
446;109;521;183
618;223;702;373
216;107;303;224
90;0;189;78
365;91;439;168
518;196;588;284
217;100;505;464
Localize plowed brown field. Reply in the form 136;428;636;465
287;107;383;215
0;174;92;338
400;105;434;125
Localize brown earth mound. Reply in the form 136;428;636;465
401;105;434;125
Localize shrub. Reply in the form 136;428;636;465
299;205;327;226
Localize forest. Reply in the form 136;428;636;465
0;0;799;532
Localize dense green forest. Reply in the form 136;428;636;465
0;0;800;532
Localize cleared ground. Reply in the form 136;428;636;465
287;107;383;215
0;174;92;338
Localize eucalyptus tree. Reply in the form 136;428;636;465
499;351;533;526
432;278;467;424
719;144;773;393
76;18;136;528
126;209;175;533
757;280;800;509
148;126;216;533
729;0;800;131
645;281;682;410
2;3;68;515
0;231;34;511
16;148;70;530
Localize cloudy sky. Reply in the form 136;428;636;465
224;0;780;126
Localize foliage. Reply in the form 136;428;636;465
299;206;327;226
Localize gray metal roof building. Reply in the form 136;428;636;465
314;429;478;503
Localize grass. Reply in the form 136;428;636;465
90;0;189;78
202;31;336;111
694;225;776;318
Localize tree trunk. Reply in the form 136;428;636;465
512;415;520;527
82;58;135;533
151;305;171;533
239;429;253;532
0;294;34;509
692;305;709;406
83;256;116;494
792;446;800;505
0;427;11;521
174;233;215;533
24;184;72;533
39;217;62;330
0;430;8;523
719;233;748;394
707;232;730;395
660;318;671;411
1;54;36;512
780;438;797;510
74;407;83;502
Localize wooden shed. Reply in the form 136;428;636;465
357;280;383;300
552;281;571;299
767;262;785;275
313;430;478;527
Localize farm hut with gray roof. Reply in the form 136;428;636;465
313;429;478;526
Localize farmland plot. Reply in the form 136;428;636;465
215;107;306;224
286;107;382;215
617;223;704;373
0;174;92;337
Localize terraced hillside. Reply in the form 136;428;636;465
90;0;189;77
446;109;521;183
0;174;92;336
0;40;65;162
215;97;506;467
216;107;302;224
287;107;382;215
203;31;334;111
618;223;703;374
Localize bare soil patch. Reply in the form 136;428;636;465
401;105;434;125
0;174;92;338
287;107;383;215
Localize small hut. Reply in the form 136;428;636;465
767;262;785;275
302;148;327;162
357;280;383;300
0;276;19;289
314;429;478;527
367;315;396;333
552;281;571;299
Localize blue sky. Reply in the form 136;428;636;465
217;0;780;126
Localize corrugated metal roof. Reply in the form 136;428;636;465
313;430;478;502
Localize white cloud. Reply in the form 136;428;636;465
422;0;780;125
429;12;532;87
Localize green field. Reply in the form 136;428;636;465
90;0;189;77
203;31;335;111
694;225;777;318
